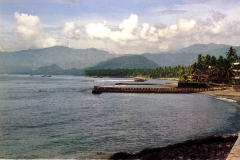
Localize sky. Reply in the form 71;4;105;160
0;0;240;54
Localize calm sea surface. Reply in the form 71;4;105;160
0;75;240;159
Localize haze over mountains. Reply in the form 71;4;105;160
143;43;240;67
0;46;117;74
0;43;239;74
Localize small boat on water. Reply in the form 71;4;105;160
41;75;51;77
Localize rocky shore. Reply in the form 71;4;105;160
110;135;238;160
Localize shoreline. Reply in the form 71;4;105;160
109;84;240;159
110;82;240;159
160;82;240;102
203;88;240;102
110;135;238;159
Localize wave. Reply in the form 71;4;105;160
216;97;237;103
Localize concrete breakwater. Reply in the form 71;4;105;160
92;86;213;94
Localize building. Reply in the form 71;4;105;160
232;62;240;81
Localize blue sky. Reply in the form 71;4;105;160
0;0;240;54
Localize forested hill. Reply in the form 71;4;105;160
86;55;159;70
0;46;117;74
142;44;240;66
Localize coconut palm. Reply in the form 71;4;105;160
221;59;235;84
226;47;238;63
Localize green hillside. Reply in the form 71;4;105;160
0;46;117;74
87;55;159;69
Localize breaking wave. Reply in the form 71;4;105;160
216;97;237;103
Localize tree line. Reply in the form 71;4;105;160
84;66;191;79
190;47;239;84
85;47;240;84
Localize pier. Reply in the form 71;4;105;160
92;86;212;94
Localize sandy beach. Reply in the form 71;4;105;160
161;82;240;102
204;88;240;101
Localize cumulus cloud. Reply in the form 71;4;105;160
64;11;240;53
140;23;158;42
85;21;110;39
154;22;166;29
14;13;43;45
61;22;82;39
13;12;59;50
85;14;138;42
43;37;58;48
119;14;138;33
177;19;196;31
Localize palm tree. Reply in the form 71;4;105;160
226;47;238;63
221;59;235;84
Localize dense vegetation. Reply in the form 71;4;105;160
85;47;240;84
85;66;190;79
190;47;239;84
87;55;159;69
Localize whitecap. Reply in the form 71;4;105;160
216;97;237;103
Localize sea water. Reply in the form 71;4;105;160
0;75;240;159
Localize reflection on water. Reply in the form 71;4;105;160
0;75;239;159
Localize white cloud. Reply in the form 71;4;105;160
140;23;158;42
62;10;240;53
61;22;82;39
86;21;110;39
85;14;139;42
13;12;59;50
119;14;138;33
14;12;43;45
3;7;240;53
43;37;58;48
177;19;196;31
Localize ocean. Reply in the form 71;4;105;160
0;75;240;159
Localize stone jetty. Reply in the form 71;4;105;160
92;86;212;94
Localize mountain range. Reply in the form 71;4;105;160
30;55;159;75
0;46;117;74
0;43;239;74
143;43;240;66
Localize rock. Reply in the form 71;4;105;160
109;135;238;160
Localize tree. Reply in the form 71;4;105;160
226;47;238;63
221;59;235;83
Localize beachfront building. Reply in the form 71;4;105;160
191;74;209;82
232;62;240;83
